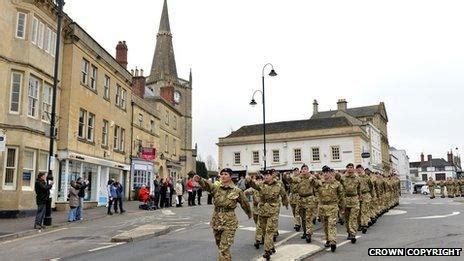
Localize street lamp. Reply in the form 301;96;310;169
249;63;277;171
44;0;65;226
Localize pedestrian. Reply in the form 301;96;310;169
68;180;79;222
194;169;251;261
247;170;288;260
187;177;194;206
313;166;345;252
341;163;361;239
113;181;125;213
107;179;117;215
426;177;436;199
169;178;175;207
197;183;203;205
153;176;161;209
34;172;53;229
175;179;183;207
160;178;166;208
75;177;88;220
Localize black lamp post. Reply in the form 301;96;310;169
249;63;277;171
44;0;65;226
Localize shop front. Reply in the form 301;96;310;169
56;151;130;209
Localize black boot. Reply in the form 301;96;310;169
270;248;276;254
324;241;330;247
312;218;316;225
339;219;344;225
295;224;301;232
263;251;271;260
346;234;352;240
351;237;357;244
357;226;362;231
301;233;307;239
362;226;367;234
306;234;311;243
254;241;260;249
330;244;337;252
273;235;277;242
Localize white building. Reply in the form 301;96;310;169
218;100;388;174
390;147;411;192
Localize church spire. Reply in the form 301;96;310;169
149;0;178;83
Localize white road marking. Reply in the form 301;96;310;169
88;242;125;252
49;259;60;261
254;244;322;261
384;210;407;216
0;228;68;245
279;214;293;218
161;210;175;216
407;211;460;220
275;232;299;247
172;228;186;233
239;226;290;234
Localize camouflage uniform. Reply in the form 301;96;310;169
439;180;445;198
368;173;378;220
248;178;288;254
358;172;375;229
426;179;436;199
313;176;345;245
460;179;464;197
445;178;454;198
288;173;301;229
244;187;263;242
341;172;361;237
198;178;251;261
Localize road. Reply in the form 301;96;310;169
0;195;462;261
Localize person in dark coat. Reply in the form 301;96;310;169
153;176;161;209
168;178;175;207
113;181;125;214
74;177;88;220
34;172;53;229
159;178;166;208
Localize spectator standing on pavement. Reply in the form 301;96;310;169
75;177;88;220
169;177;175;207
153;176;161;209
160;178;166;208
107;179;117;215
187;177;195;206
34;172;53;229
175;179;183;207
114;181;125;213
197;182;203;205
68;180;79;222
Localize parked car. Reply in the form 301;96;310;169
420;185;442;195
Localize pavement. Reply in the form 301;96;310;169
0;194;463;261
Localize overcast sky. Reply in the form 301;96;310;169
65;0;464;165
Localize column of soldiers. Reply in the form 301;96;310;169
427;177;464;199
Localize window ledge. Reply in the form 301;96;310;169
77;137;95;146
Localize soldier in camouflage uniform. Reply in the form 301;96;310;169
445;177;454;198
460;178;464;197
340;163;361;240
194;169;252;261
365;168;378;224
313;166;345;252
427;177;436;199
247;170;288;260
285;164;317;243
288;168;301;231
334;170;345;225
244;175;264;248
356;165;374;233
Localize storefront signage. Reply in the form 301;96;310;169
139;148;156;161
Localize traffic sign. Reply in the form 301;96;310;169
361;152;371;158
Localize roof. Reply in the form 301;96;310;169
226;117;353;138
311;105;381;120
409;158;454;168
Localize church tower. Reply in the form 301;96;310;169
146;0;195;176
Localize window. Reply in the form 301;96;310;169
90;65;97;90
272;150;280;163
150;120;155;132
38;22;44;49
3;147;18;188
173;139;177;155
103;75;110;99
10;72;22;113
133;170;149;189
120;128;125;151
312;147;320;161
173;116;177;130
22;150;36;189
331;146;340;160
16;12;27;39
165;110;169;125
31;17;38;44
38;152;48;175
28;76;40;117
78;109;86;138
135;139;142;152
252;151;259;164
294;148;302;162
50;31;57;57
121;88;126;109
42;83;52;122
114;125;120;149
116;85;126;109
113;125;124;151
87;113;95;142
165;135;169;153
421;174;428;182
138;113;143;126
81;59;89;85
435;173;446;181
234;152;241;165
102;120;108;147
44;27;51;53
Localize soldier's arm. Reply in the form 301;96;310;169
244;187;253;196
279;185;289;207
197;178;214;193
338;182;346;209
238;190;252;218
246;179;261;191
369;179;375;198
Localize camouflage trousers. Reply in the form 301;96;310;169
429;186;436;198
298;196;317;235
319;204;338;244
258;214;279;251
213;228;236;261
344;204;359;236
358;194;371;226
290;203;301;226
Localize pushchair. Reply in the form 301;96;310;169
139;195;157;211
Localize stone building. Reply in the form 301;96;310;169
0;0;62;217
218;99;387;174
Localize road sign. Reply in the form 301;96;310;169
0;134;5;152
361;152;371;158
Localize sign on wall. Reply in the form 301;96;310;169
0;133;5;152
139;148;156;161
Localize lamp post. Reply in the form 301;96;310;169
44;0;64;226
249;63;277;171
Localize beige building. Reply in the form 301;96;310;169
56;22;132;208
0;0;62;217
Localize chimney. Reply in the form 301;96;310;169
447;151;454;163
116;41;128;69
427;154;432;162
131;67;146;98
420;153;424;163
313;99;319;115
337;99;347;111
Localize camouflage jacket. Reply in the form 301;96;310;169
248;179;288;217
341;173;361;207
358;173;375;199
426;180;436;187
313;178;345;207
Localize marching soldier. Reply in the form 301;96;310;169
244;175;264;248
313;166;345;252
439;179;446;198
247;170;288;260
427;177;436;199
445;177;454;198
365;168;378;224
460;178;464;197
288;168;301;231
356;165;374;233
194;169;252;261
340;163;361;241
